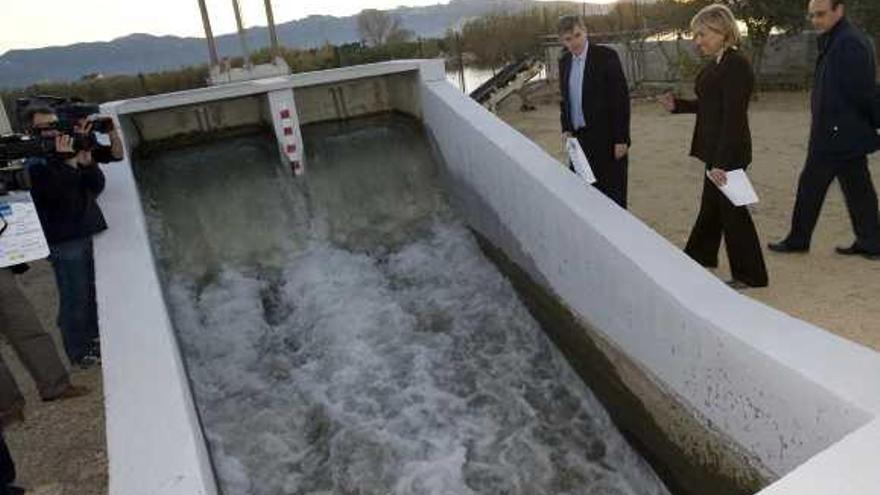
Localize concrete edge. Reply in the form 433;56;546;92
104;59;446;116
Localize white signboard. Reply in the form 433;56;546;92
0;191;50;267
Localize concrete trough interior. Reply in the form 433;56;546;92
96;60;880;495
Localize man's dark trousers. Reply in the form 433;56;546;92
782;18;880;252
49;237;99;363
787;155;880;251
574;129;628;209
0;432;15;495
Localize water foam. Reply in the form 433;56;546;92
136;115;671;495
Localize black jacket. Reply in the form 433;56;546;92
559;44;631;163
674;48;754;171
809;18;880;161
27;156;108;245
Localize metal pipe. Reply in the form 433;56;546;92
197;0;220;67
231;0;253;69
0;99;12;135
456;32;466;93
263;0;280;60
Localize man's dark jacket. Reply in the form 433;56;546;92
559;44;631;164
26;156;107;245
810;17;880;161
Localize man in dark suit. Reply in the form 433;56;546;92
769;0;880;258
558;15;631;208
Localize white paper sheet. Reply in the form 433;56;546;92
710;169;759;206
0;191;50;268
566;137;596;184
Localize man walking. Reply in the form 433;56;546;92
558;15;632;208
769;0;880;258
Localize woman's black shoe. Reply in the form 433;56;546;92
767;240;808;253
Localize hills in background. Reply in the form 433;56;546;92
0;0;614;89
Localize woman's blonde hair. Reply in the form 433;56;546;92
691;4;742;47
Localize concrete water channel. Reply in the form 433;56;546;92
96;60;880;495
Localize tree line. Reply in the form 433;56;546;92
458;0;880;71
0;36;445;129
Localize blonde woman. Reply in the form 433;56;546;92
659;4;768;288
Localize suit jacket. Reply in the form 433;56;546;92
559;44;631;164
809;18;880;161
674;48;753;171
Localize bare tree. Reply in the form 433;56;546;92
723;0;805;90
357;9;411;46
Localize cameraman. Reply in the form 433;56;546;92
74;115;123;165
22;106;120;367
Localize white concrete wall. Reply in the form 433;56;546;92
419;76;880;493
95;117;220;495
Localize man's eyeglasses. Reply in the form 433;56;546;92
30;122;60;135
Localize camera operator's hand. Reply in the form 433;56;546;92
102;117;124;161
93;114;115;132
55;135;75;154
85;115;124;161
55;134;80;168
75;120;93;136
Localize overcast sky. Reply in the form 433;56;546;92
1;0;616;55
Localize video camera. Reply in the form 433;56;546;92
0;133;58;163
0;95;115;163
0;162;30;195
15;95;114;134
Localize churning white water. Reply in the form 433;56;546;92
134;115;670;495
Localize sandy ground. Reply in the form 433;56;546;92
1;90;878;495
498;90;880;352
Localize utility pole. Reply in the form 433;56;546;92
231;0;253;69
197;0;220;67
0;99;12;135
263;0;280;60
456;32;466;93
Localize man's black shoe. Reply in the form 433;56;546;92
836;244;880;259
725;279;750;290
767;240;808;253
835;244;861;255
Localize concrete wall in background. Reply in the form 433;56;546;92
116;64;426;148
295;71;420;125
545;33;819;88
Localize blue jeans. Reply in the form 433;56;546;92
49;237;99;363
